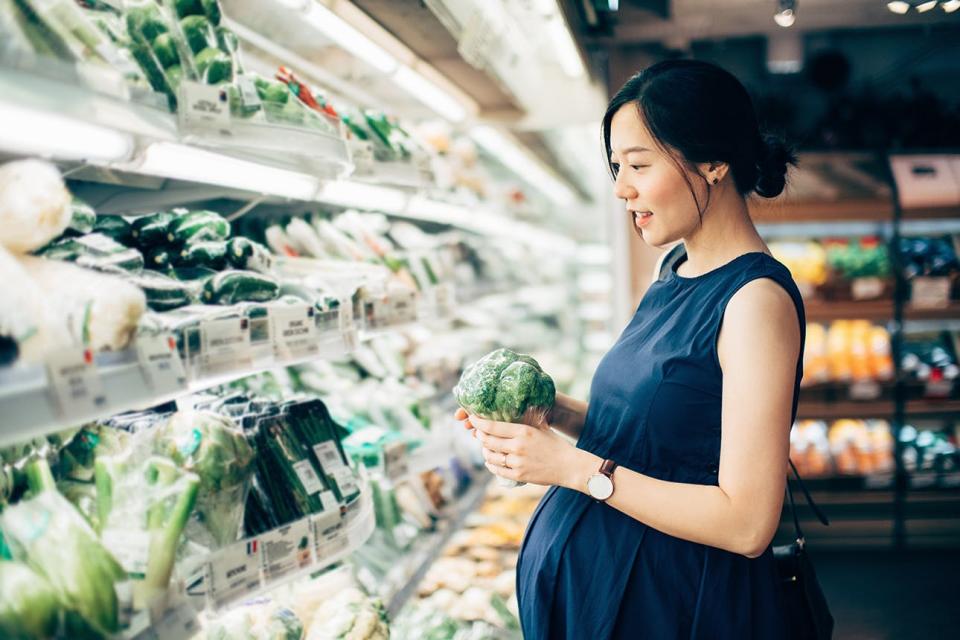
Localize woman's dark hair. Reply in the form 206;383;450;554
602;59;797;208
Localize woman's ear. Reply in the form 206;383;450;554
697;161;729;185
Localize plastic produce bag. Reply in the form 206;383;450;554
0;159;72;254
153;410;254;549
454;348;555;488
0;479;125;636
0;559;62;640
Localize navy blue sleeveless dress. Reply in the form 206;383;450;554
516;246;806;639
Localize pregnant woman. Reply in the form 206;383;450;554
456;59;805;639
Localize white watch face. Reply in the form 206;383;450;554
587;473;614;500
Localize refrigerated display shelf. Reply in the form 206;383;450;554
804;299;894;322
902;205;960;221
384;474;492;618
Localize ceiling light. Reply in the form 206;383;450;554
774;0;797;27
393;65;468;122
0;103;133;163
301;1;398;74
469;126;578;207
608;0;619;9
944;0;960;11
316;180;408;213
886;1;911;12
134;142;320;200
915;0;939;11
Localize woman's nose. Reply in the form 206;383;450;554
613;175;636;201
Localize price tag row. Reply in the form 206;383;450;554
203;496;368;609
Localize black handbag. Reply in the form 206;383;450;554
773;460;835;640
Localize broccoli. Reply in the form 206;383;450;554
454;348;555;425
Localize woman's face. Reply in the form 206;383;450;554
609;104;707;247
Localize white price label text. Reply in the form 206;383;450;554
207;539;262;607
261;519;313;582
137;335;187;394
46;348;107;419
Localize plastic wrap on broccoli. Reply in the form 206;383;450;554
454;348;555;426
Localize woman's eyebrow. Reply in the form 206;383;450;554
620;146;651;154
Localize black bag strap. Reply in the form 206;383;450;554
786;459;830;545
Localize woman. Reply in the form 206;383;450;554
456;59;804;639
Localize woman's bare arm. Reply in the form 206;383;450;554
548;392;588;440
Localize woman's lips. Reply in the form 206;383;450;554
633;211;653;228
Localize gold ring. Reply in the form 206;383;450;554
501;453;509;468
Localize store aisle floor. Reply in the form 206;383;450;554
813;550;960;639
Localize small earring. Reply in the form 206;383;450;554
712;177;719;184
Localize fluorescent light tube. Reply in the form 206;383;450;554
393;65;468;122
943;0;960;11
886;1;910;13
302;1;398;74
548;14;586;77
135;142;320;200
0;103;133;163
317;180;408;213
470;126;578;207
915;0;938;11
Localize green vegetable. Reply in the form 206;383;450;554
167;210;230;245
454;348;556;424
57;425;130;484
179;240;228;269
39;234;145;273
202;270;280;305
145;246;174;270
227;237;274;273
0;458;124;637
132;211;179;247
165;64;184;93
341;113;371;141
255;77;289;104
180;15;215;54
215;25;238;56
194;46;233;84
127;271;193;311
92;215;133;245
0;560;61;640
129;39;175;104
174;0;203;18
153;410;254;548
151;32;180;68
202;0;223;26
126;4;168;43
67;198;97;235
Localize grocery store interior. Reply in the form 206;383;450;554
1;0;960;638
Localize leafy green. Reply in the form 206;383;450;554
0;560;61;640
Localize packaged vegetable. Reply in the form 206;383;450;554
167;209;231;245
0;159;72;254
203;270;281;305
39;232;145;273
179;239;228;269
92;215;134;245
0;560;61;640
132;211;180;248
67;197;97;235
127;270;194;311
21;255;147;352
153;410;254;549
227;237;274;273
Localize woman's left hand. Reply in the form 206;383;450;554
468;415;586;488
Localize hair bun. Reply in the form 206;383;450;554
755;134;797;199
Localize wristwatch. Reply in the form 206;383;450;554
587;459;618;501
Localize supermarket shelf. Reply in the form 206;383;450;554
903;399;960;419
750;198;894;223
902;205;960;221
384;474;492;618
804;299;894;322
904;303;960;322
796;400;894;420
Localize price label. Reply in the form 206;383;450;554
292;460;324;495
319;490;339;514
851;277;885;301
206;539;262;608
200;317;252;373
313;441;347;473
911;277;952;309
237;75;262;110
179;81;231;132
338;303;358;350
331;467;360;499
383;441;409;481
272;304;317;359
312;509;347;560
261;519;313;583
46;348;107;419
849;380;882;400
390;292;418;325
137;335;187;394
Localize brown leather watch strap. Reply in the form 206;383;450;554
600;459;618;478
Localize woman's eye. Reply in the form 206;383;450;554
630;165;648;170
611;163;620;175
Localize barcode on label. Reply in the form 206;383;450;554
313;442;345;472
293;460;324;495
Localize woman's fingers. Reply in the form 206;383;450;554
477;432;515;453
470;416;527;438
454;407;468;420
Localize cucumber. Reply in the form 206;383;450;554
202;270;280;305
151;33;180;68
202;0;223;26
174;0;203;18
226;237;273;273
132;212;178;247
67;198;97;235
92;216;133;245
128;271;192;311
178;240;228;270
194;47;232;84
40;234;143;273
167;210;230;245
180;15;215;55
145;246;173;270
